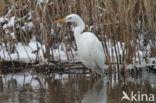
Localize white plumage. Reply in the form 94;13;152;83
54;14;106;76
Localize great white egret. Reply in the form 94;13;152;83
54;14;106;76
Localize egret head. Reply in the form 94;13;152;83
54;14;81;23
54;14;85;31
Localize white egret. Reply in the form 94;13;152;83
54;14;106;76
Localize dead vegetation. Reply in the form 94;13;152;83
0;0;156;68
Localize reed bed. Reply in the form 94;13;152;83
0;0;156;70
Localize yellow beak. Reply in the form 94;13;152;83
53;18;68;23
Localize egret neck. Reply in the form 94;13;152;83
73;17;85;43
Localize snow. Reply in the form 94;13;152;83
27;12;32;20
37;0;49;3
53;44;79;62
3;16;16;29
0;41;45;62
0;37;155;66
0;40;79;63
10;32;15;38
126;64;134;70
22;22;34;31
0;17;5;23
51;29;54;34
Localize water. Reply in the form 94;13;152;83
0;70;156;103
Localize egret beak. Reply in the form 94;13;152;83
53;18;68;23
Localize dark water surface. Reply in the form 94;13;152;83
0;70;156;103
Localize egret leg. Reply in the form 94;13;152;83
94;67;104;77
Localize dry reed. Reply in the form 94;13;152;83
0;0;155;69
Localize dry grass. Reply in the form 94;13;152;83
0;0;156;66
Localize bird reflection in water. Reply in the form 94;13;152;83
82;79;107;103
